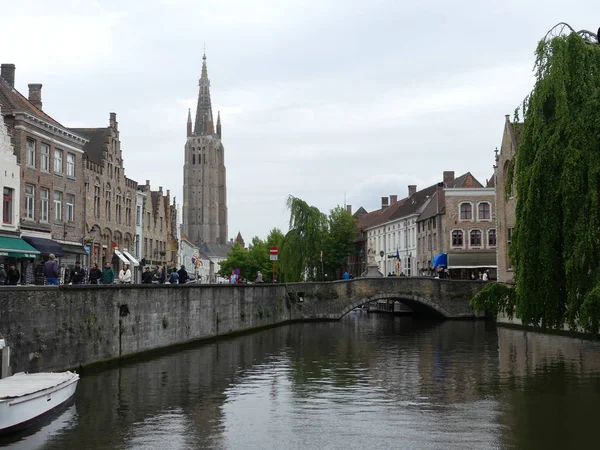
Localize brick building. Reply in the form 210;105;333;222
0;63;88;272
70;113;138;269
139;181;170;270
416;171;497;279
494;115;520;282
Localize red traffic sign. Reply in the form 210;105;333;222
269;246;279;255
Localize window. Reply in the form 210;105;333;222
470;229;482;247
451;230;463;247
54;149;63;173
25;184;35;220
125;198;132;226
459;203;472;220
40;143;50;171
507;227;514;269
488;229;497;247
105;198;111;222
144;237;148;257
147;211;151;229
3;188;13;224
116;195;122;224
66;153;75;177
40;189;49;222
107;164;113;178
135;235;140;256
427;234;432;251
433;233;437;250
508;228;513;246
66;194;75;222
433;218;436;229
136;205;141;226
53;191;62;221
26;139;35;167
478;202;491;220
94;186;101;218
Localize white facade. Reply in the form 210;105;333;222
0;104;20;233
367;215;418;276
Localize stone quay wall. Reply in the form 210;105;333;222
0;278;483;374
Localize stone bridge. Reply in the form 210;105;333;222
285;277;486;320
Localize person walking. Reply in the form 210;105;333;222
70;261;85;284
169;269;179;284
119;264;132;284
44;254;59;285
5;264;20;285
88;263;102;285
100;262;115;285
0;264;6;285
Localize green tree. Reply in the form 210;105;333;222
511;31;600;332
280;196;328;282
323;206;358;279
218;243;250;280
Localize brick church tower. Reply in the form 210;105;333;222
182;53;228;245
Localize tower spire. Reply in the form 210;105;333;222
194;52;214;135
216;110;221;138
187;108;192;136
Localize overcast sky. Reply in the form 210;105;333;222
1;1;596;241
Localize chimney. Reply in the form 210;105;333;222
1;64;15;88
109;112;117;128
436;182;445;212
408;185;417;197
443;171;455;186
158;186;163;193
390;195;398;204
346;205;352;215
28;83;42;110
381;196;389;209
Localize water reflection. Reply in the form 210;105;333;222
7;312;600;449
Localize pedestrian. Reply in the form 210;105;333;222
88;262;102;284
44;254;59;285
343;271;350;280
119;264;132;284
230;270;237;284
0;264;7;285
177;265;189;284
100;262;115;285
169;269;179;284
255;271;263;283
482;270;489;281
70;260;85;284
142;266;153;284
5;264;20;285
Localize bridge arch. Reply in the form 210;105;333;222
339;293;451;319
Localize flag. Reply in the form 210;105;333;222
395;248;400;275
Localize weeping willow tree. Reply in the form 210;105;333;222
280;195;328;282
511;30;600;332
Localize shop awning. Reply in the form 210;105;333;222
447;252;497;269
122;250;140;266
432;253;447;267
0;236;40;258
21;236;63;257
113;249;129;265
61;243;87;255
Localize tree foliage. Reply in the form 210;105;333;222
218;228;285;282
512;32;600;332
280;196;358;282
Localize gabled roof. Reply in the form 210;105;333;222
0;76;63;127
388;184;438;221
235;231;244;246
353;206;368;218
446;172;483;189
486;175;495;188
68;127;108;165
417;191;440;222
199;242;232;259
361;198;408;231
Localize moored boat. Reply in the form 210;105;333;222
0;371;79;433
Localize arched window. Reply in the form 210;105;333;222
470;229;482;247
451;230;463;247
459;202;472;220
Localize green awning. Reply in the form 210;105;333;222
0;236;40;258
447;252;496;269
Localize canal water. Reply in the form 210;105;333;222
3;311;600;449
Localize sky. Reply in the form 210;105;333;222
1;1;597;241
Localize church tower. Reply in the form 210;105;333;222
182;53;228;245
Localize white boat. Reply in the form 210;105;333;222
0;371;79;433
